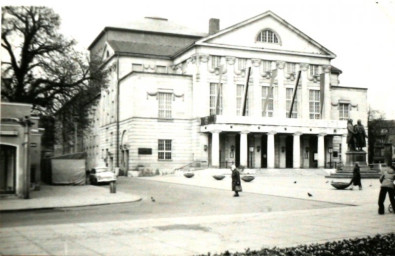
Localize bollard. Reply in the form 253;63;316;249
110;181;116;193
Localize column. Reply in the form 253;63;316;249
300;63;309;119
322;65;331;120
293;132;302;168
254;134;262;168
317;133;326;168
341;134;347;165
276;61;286;118
211;131;221;168
267;131;276;168
240;131;249;167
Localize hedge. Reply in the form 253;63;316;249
199;233;395;256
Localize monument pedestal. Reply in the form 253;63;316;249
326;151;380;179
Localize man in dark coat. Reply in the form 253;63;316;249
349;162;362;190
231;165;242;197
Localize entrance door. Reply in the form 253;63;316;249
285;136;293;168
261;135;267;168
0;145;16;194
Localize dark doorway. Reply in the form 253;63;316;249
235;134;240;167
286;136;293;168
0;145;16;194
261;135;267;168
309;136;318;168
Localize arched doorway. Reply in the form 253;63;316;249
0;144;16;194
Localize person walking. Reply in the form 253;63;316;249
378;166;395;215
349;162;362;190
231;165;242;197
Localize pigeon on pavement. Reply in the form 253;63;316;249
307;192;313;197
151;196;156;202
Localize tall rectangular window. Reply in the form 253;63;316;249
236;84;250;116
309;90;320;119
286;88;297;118
309;64;319;76
262;60;271;72
262;86;273;117
158;92;172;118
211;56;221;69
286;63;296;74
238;58;247;70
210;83;223;115
339;103;350;120
158;139;172;160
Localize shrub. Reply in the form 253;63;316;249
197;233;395;256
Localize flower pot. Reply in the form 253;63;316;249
213;175;225;180
241;175;255;182
184;173;194;178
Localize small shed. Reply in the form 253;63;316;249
51;152;87;185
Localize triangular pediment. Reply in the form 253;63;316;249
197;11;335;57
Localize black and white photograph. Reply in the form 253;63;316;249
1;0;395;255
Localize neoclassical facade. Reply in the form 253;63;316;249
83;11;368;172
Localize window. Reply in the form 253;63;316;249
286;63;296;74
262;60;271;72
257;29;279;44
236;84;250;116
211;56;221;69
158;139;172;160
309;65;319;76
156;65;167;73
262;86;274;117
132;63;143;72
210;83;223;115
339;103;350;120
309;90;320;119
158;92;172;118
286;88;298;118
238;58;247;70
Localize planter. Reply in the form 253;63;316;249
213;175;225;180
184;173;194;178
331;181;351;189
241;175;255;182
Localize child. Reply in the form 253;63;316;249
349;162;362;190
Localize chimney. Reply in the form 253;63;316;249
209;18;220;35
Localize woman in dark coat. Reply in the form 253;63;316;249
349;162;362;190
231;165;242;197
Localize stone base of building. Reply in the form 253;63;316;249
326;151;381;179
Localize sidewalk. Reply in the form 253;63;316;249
1;170;394;256
0;184;141;212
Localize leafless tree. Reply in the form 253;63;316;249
1;6;107;115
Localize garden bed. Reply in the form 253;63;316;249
198;233;395;256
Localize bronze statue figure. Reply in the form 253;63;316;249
347;119;356;151
347;119;366;151
354;119;366;151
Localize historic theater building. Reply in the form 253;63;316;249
83;11;368;172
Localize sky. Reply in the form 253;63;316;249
3;0;395;119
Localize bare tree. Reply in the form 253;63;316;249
1;6;106;115
368;107;386;164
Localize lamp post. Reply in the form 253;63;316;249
328;147;333;168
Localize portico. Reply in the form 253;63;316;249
201;115;347;169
